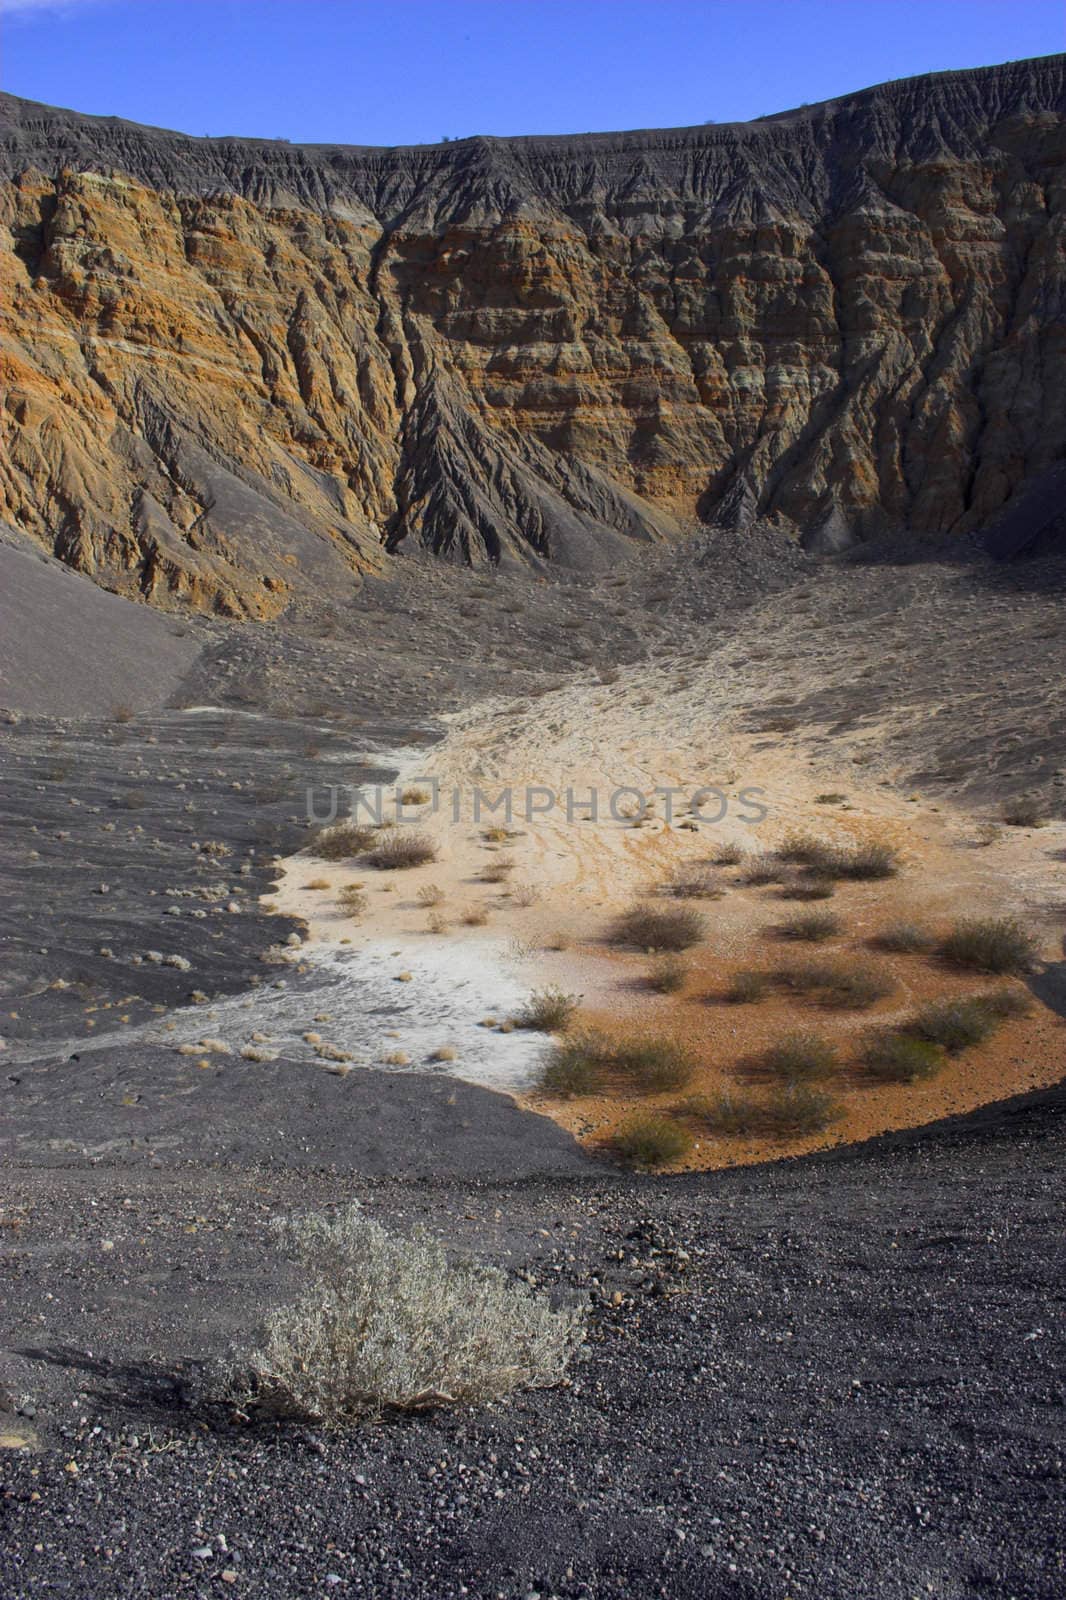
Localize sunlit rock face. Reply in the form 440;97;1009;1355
1;56;1063;612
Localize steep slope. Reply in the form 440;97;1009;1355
1;55;1064;611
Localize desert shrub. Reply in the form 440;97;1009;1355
426;911;450;934
782;875;836;901
416;884;445;907
664;865;722;900
615;1038;695;1094
226;1203;584;1424
481;857;515;883
759;1031;838;1082
741;854;785;885
726;969;771;1004
515;986;580;1031
827;841;901;881
873;921;934;954
974;986;1033;1020
862;1031;946;1083
905;998;996;1054
611;902;706;951
337;885;368;917
689;1087;763;1135
539;1036;607;1096
1002;799;1047;828
611;1116;693;1169
647;953;687;993
784;960;895;1009
366;829;438;870
776;830;829;866
312;821;378;861
778;910;842;943
815;793;847;805
763;1084;843;1136
482;826;510;843
461;905;490;926
304;877;331;891
936;917;1038;975
400;787;431;806
511;882;540;908
714;843;744;866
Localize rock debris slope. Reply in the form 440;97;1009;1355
1;55;1064;611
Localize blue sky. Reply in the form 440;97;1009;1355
1;0;1062;145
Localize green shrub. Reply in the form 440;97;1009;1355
611;902;706;951
647;954;687;993
366;829;439;870
937;917;1038;975
539;1036;607;1096
872;921;934;954
226;1202;584;1423
974;986;1033;1020
688;1088;763;1135
612;1115;693;1169
862;1031;946;1083
311;821;378;861
905;999;997;1054
759;1031;839;1081
726;969;771;1004
779;910;842;942
615;1038;696;1094
804;961;896;1010
763;1084;843;1135
514;986;580;1031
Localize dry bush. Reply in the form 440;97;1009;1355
775;830;829;866
426;911;450;934
904;998;997;1054
762;1084;843;1136
741;854;785;886
1002;799;1047;828
304;878;331;891
539;1036;606;1097
337;885;368;917
312;821;379;862
611;1116;693;1170
862;1031;946;1083
714;843;744;867
781;875;836;901
511;882;540;908
974;987;1032;1020
936;917;1038;975
482;826;510;843
416;884;445;907
615;1038;695;1093
400;787;431;806
611;902;706;951
514;987;580;1031
774;959;894;1010
461;905;490;926
688;1087;763;1135
647;953;687;993
366;829;438;870
726;969;771;1004
481;857;516;884
778;910;842;943
872;921;934;954
759;1031;838;1082
663;864;722;900
825;841;901;881
814;793;847;805
226;1204;584;1423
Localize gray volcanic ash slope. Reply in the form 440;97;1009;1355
0;55;1064;612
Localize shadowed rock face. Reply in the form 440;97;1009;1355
1;55;1064;612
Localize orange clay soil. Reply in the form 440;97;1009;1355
518;869;1065;1171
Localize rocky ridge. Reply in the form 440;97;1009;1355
0;55;1064;611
